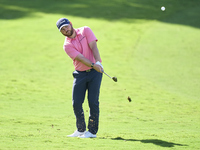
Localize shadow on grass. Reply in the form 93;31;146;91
0;0;200;28
110;137;188;148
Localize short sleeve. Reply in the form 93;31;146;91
83;26;98;43
63;44;80;60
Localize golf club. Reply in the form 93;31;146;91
102;71;117;82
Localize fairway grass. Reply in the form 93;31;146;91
1;0;200;149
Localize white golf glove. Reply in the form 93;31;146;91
96;61;103;69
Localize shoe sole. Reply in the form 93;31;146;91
78;135;97;138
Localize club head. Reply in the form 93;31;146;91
112;77;117;82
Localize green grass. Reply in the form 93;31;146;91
0;0;200;149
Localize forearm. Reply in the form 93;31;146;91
75;53;103;73
89;41;101;62
75;54;93;67
92;47;101;62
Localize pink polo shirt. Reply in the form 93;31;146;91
63;26;101;71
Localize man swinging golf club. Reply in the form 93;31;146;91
56;18;103;138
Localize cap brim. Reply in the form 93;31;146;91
59;24;70;31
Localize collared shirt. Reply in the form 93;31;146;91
63;26;100;71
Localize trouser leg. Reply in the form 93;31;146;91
72;71;87;132
87;70;102;134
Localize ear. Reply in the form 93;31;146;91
70;22;72;26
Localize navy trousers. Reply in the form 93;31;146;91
72;69;102;134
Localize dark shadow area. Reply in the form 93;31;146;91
111;137;188;148
0;0;200;28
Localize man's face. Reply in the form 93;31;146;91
60;24;73;37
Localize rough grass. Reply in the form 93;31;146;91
0;0;200;149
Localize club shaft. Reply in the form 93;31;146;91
103;71;112;79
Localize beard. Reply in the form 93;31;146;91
63;25;74;37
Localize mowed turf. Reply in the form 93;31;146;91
0;0;200;149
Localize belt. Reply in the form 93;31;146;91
76;69;93;72
85;69;92;72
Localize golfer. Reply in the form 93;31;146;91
56;18;103;138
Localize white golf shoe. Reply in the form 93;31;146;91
78;131;96;138
67;130;86;137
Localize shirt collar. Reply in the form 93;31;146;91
66;28;81;41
